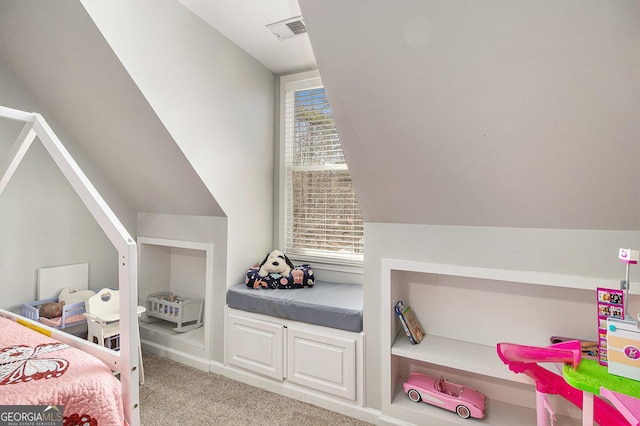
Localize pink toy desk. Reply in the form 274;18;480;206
498;340;631;426
564;358;640;426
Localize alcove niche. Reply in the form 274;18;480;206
137;236;213;370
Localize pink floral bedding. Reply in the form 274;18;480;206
0;317;125;425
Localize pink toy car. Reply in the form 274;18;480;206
403;372;486;419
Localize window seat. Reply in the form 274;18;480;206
226;281;363;333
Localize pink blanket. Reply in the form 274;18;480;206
39;313;86;328
0;317;125;425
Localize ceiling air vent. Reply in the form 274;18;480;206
266;16;306;41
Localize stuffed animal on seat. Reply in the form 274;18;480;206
258;249;294;277
245;250;315;289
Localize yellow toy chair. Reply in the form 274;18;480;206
84;288;146;384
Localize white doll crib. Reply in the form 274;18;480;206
145;291;203;332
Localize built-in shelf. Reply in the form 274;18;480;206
139;319;204;350
391;332;532;385
137;237;213;370
381;258;602;425
389;382;538;426
383;259;637;294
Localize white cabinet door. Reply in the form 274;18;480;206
286;327;356;401
227;313;284;380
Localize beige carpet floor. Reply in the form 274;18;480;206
139;352;372;425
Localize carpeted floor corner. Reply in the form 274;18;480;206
139;352;372;425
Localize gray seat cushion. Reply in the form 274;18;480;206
226;281;363;332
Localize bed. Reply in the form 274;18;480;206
0;106;140;426
21;263;91;334
0;315;125;425
226;280;363;332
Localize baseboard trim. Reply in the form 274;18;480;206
209;362;381;424
141;340;210;372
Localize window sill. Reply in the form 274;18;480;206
288;254;364;276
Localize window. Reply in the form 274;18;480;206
280;71;363;266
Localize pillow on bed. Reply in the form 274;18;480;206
58;288;96;305
245;264;314;289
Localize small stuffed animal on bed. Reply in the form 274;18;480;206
258;250;294;277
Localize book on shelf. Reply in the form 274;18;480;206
394;300;425;344
394;301;415;344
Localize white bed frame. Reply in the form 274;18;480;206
37;263;89;299
0;106;140;426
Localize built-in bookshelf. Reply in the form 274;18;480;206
380;259;637;425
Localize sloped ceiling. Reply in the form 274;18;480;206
178;0;316;74
0;0;224;217
300;0;640;230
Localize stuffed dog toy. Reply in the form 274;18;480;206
246;251;314;289
258;249;294;277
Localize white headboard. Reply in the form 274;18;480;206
37;263;89;300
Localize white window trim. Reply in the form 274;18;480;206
277;70;363;274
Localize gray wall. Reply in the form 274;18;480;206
1;0;275;368
82;0;276;289
0;60;125;311
0;0;223;218
299;0;640;411
301;0;640;229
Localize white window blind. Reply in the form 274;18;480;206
282;77;363;264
